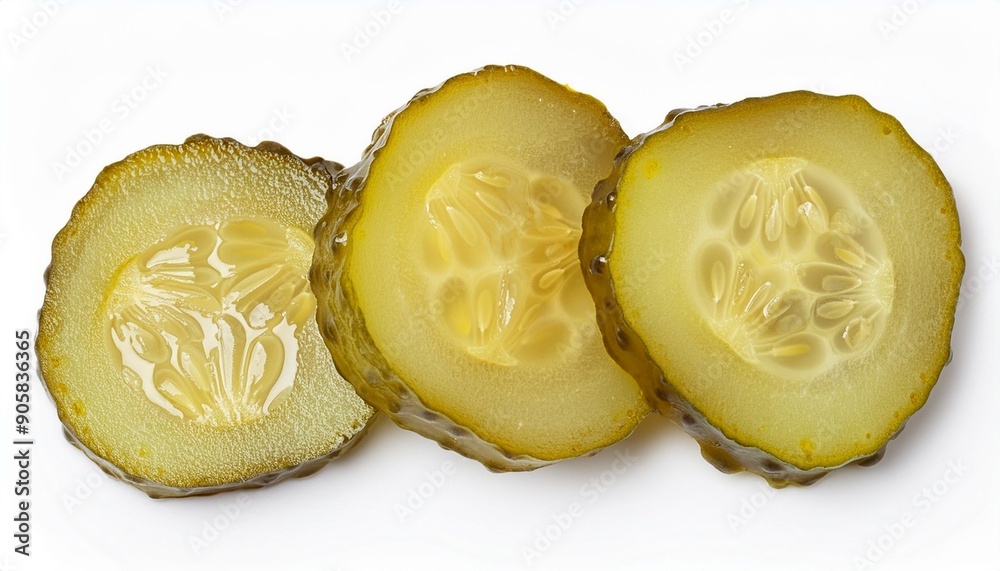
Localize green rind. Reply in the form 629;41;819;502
58;421;370;499
580;91;964;487
37;135;373;497
311;65;640;471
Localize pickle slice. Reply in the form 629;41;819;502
37;136;374;497
312;65;648;470
581;92;963;486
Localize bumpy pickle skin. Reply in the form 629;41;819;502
38;136;373;497
580;92;963;487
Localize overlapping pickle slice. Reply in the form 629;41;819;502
581;92;963;486
37;136;374;497
312;65;648;470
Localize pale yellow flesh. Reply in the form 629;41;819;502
39;139;372;488
349;70;646;460
611;95;959;468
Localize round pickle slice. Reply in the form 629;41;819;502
37;136;374;497
581;92;964;486
312;65;649;470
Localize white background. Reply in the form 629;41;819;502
1;1;998;570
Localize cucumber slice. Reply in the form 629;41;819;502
581;92;963;486
312;65;649;470
37;136;374;497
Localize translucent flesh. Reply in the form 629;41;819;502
38;138;373;489
105;218;316;427
347;68;647;460
609;93;961;468
696;158;893;378
421;161;591;367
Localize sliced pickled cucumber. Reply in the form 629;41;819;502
581;92;963;486
312;65;648;470
37;136;374;497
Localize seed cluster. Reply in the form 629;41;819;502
421;162;591;366
698;161;892;375
109;218;315;426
